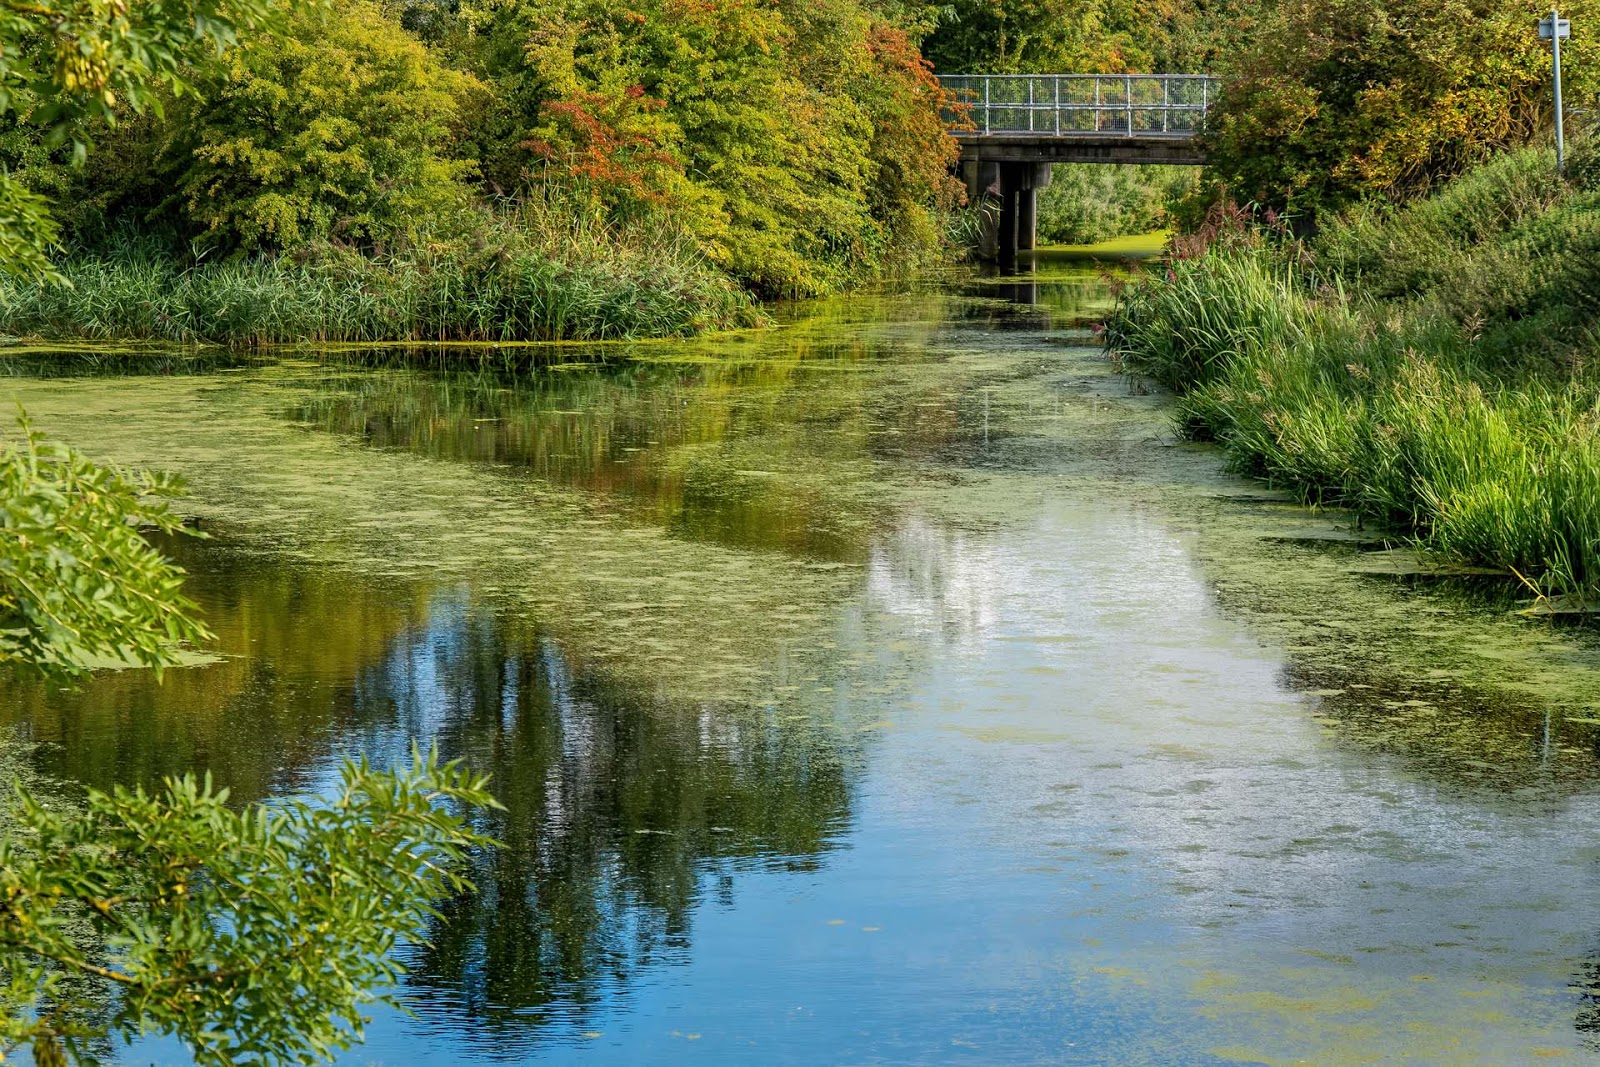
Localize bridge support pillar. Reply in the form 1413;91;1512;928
997;163;1022;271
994;162;1053;269
1017;163;1050;253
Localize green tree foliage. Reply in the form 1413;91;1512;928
0;416;208;676
0;0;290;277
0;172;61;280
1035;163;1196;244
919;0;1259;74
168;0;483;250
456;0;961;295
0;750;498;1067
0;420;502;1066
1205;0;1599;218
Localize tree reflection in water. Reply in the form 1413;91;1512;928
0;540;862;1050
345;598;859;1040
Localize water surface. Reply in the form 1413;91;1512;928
7;249;1600;1064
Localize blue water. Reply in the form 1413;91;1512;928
9;258;1600;1065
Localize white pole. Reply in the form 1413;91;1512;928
1553;8;1566;173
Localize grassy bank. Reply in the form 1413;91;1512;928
1106;146;1600;599
0;213;763;346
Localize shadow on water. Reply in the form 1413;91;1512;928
0;537;863;1050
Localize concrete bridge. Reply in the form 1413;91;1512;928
938;74;1217;265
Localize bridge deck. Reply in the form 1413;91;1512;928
940;74;1215;165
952;132;1206;166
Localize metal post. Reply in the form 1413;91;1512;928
1094;77;1101;132
1201;77;1210;131
1124;74;1133;135
1028;77;1035;133
984;76;991;135
1554;8;1566;172
1540;9;1571;172
1054;76;1061;135
1163;77;1170;133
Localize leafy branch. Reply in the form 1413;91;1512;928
0;748;503;1067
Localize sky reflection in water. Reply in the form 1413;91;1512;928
7;249;1600;1064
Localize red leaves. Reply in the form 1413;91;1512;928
521;90;679;202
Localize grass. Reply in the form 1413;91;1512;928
1105;144;1600;599
0;204;763;346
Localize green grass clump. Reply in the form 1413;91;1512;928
1106;249;1329;395
0;208;762;346
1106;145;1600;599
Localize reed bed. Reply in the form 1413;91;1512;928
1105;146;1600;599
0;210;762;346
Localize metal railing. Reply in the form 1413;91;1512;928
938;74;1218;137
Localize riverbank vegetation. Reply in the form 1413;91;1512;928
0;0;960;344
1108;144;1600;599
1202;0;1599;220
0;213;759;345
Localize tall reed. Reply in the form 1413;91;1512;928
1106;148;1600;598
0;206;763;346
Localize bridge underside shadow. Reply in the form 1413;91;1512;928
960;136;1206;270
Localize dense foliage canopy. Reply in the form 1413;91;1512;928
1204;0;1599;216
920;0;1258;74
0;0;287;277
5;0;964;297
171;0;481;250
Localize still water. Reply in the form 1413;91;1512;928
8;250;1600;1064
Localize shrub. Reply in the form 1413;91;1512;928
169;1;483;251
1206;0;1599;220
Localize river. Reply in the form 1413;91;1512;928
7;246;1600;1064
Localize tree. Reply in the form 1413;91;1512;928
0;0;291;277
169;0;484;251
464;0;960;295
1;751;497;1067
0;416;208;677
1205;0;1599;217
918;0;1257;75
0;414;502;1067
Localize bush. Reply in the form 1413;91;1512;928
169;1;483;251
1205;0;1600;220
1313;148;1569;298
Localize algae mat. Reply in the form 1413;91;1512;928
7;275;1600;1064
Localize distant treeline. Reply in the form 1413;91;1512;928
927;0;1598;224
